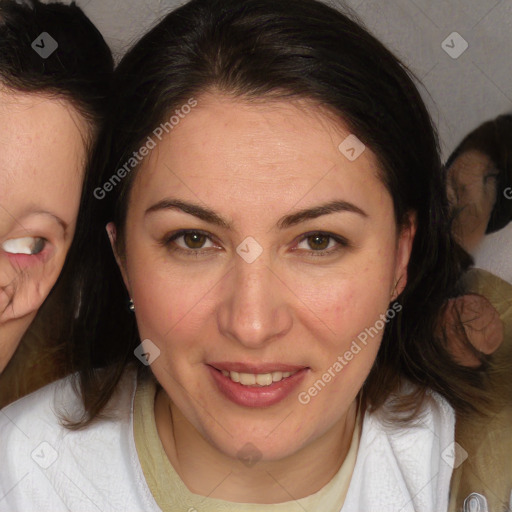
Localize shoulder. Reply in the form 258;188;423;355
0;374;74;448
0;368;134;443
0;368;157;512
342;386;455;512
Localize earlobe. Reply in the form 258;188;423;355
105;222;131;294
106;222;122;268
106;222;117;252
393;211;417;299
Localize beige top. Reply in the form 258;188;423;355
133;375;361;512
449;268;512;512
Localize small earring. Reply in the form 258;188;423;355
128;299;135;312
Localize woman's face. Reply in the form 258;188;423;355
0;89;87;370
447;149;498;252
114;94;415;462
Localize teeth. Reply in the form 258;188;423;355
240;373;256;385
220;369;296;386
256;373;272;386
272;371;283;382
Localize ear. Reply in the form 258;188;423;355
391;211;417;300
106;222;131;294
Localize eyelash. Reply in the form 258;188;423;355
160;230;349;258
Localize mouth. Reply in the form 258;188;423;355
219;369;299;387
208;362;307;386
207;363;309;407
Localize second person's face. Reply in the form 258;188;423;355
448;149;498;252
0;89;88;370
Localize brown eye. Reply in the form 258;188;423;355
163;230;216;254
295;232;349;257
307;234;330;250
183;232;208;249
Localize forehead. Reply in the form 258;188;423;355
0;89;87;176
133;93;389;214
450;150;492;173
0;89;88;217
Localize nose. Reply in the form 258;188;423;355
217;254;293;349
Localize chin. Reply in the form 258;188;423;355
202;417;316;465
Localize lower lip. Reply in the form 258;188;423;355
207;365;309;408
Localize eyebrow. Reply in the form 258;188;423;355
145;199;367;230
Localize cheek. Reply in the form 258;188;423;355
127;254;218;354
295;257;396;338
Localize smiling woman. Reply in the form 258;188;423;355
0;0;112;379
0;0;500;511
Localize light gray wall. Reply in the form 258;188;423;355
76;0;512;160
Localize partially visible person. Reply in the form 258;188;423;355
0;0;112;384
446;116;512;510
447;114;512;283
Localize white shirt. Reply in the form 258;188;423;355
0;370;455;512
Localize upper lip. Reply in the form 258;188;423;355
208;362;308;373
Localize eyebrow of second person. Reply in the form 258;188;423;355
145;199;368;230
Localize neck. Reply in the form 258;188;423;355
155;388;358;504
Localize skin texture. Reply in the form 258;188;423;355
0;89;87;373
447;149;498;252
109;93;415;503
